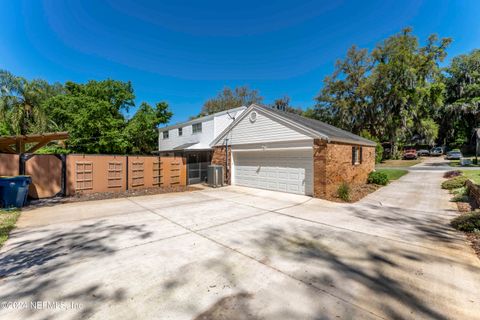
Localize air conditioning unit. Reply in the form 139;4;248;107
208;165;224;188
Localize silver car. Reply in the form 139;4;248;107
430;147;443;156
445;151;462;160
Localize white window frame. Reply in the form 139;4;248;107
192;122;202;134
178;127;183;136
352;146;362;165
163;131;169;139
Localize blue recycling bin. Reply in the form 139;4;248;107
0;176;32;208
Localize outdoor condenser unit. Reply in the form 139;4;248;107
207;165;224;188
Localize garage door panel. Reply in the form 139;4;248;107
233;149;313;196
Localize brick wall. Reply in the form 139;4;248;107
314;139;375;198
213;140;375;199
466;180;480;209
313;139;328;197
211;146;231;184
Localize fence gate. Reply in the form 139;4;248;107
20;153;66;199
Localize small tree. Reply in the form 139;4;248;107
0;70;62;134
125;102;172;154
200;86;263;116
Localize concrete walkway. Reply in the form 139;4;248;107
0;160;479;319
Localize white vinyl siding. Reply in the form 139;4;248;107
159;120;214;151
158;107;246;152
213;108;245;136
233;149;313;195
217;109;311;146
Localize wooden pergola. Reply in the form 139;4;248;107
0;132;69;154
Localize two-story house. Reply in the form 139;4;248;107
158;106;246;184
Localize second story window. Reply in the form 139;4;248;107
178;127;183;136
192;122;202;134
163;131;169;139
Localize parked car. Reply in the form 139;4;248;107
445;150;463;160
430;147;444;156
416;149;430;156
403;149;418;160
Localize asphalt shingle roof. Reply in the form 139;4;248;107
265;106;376;147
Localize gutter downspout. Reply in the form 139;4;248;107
224;138;229;184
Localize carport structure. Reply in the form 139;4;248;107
0;131;69;154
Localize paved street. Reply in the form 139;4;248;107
0;158;479;319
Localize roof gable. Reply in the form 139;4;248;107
211;105;320;146
211;104;376;147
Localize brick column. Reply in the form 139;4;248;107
313;139;328;198
211;146;231;184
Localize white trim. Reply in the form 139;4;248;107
210;104;328;147
232;147;312;152
231;148;314;195
231;151;236;185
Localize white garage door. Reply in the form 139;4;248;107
233;149;313;195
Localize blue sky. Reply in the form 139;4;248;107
1;0;479;124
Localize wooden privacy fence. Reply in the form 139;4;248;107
0;153;186;199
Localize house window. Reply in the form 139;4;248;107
163;131;169;139
352;146;363;165
192;123;202;134
178;127;183;136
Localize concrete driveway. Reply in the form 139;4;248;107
1;162;479;319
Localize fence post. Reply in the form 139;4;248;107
125;155;129;191
19;153;25;175
60;154;66;196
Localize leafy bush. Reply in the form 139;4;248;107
443;170;462;178
367;171;389;185
375;144;384;164
337;183;350;201
451;211;480;232
441;175;468;190
451;187;469;202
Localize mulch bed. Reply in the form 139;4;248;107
447;176;480;260
26;185;202;209
466;232;480;257
456;201;473;212
325;183;381;203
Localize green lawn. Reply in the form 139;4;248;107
376;159;421;168
0;209;20;248
376;168;408;181
461;170;480;184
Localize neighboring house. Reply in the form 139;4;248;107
210;104;376;199
158;106;246;184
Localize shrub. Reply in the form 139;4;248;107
443;170;462;179
441;175;468;190
367;171;389;185
337;182;350;201
451;211;480;232
451;187;469;202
